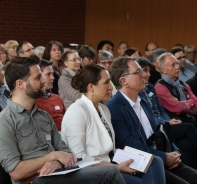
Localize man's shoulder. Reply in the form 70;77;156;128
106;91;122;105
50;93;63;100
106;92;126;112
36;94;63;104
154;81;167;90
0;106;12;119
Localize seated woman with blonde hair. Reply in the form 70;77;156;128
4;40;18;60
61;64;165;184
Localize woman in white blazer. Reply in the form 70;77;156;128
61;64;165;184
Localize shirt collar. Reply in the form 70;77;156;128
120;91;141;107
7;99;38;114
65;67;77;77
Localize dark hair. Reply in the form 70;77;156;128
71;64;105;93
39;59;53;71
78;45;95;60
110;57;136;89
42;41;64;60
16;41;30;55
171;43;184;51
137;57;152;69
124;48;137;56
62;43;71;49
148;48;167;63
5;55;40;91
171;48;183;55
145;42;158;51
62;50;78;62
97;40;114;51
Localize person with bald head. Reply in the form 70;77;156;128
145;42;158;57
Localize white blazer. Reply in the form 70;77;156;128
61;94;115;162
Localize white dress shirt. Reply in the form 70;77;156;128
120;92;154;138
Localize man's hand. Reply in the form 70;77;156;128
52;151;77;168
38;161;62;176
165;152;181;169
169;118;181;124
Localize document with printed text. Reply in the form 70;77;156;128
113;147;154;173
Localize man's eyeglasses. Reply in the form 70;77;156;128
123;68;144;77
186;51;196;55
23;47;34;53
99;60;113;65
176;56;186;60
67;57;82;63
86;57;94;62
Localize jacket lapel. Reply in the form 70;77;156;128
116;91;148;140
116;92;157;140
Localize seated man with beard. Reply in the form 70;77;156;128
0;56;125;184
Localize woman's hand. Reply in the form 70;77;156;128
117;159;138;175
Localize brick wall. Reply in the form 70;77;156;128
0;0;86;47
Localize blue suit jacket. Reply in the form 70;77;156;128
107;91;168;161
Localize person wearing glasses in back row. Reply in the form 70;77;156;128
184;45;197;64
16;41;35;57
58;50;82;108
98;50;113;71
171;48;196;82
98;51;117;97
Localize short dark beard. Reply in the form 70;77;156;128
25;80;45;99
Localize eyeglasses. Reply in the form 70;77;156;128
149;48;158;52
176;56;186;60
99;60;113;65
0;52;6;55
67;57;82;63
123;68;144;77
23;47;34;53
186;51;196;55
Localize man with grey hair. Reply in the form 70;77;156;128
16;41;35;57
147;48;166;85
35;46;45;59
155;52;197;123
97;50;113;71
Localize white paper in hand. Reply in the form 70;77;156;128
113;149;146;171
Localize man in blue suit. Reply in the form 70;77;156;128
106;57;197;184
